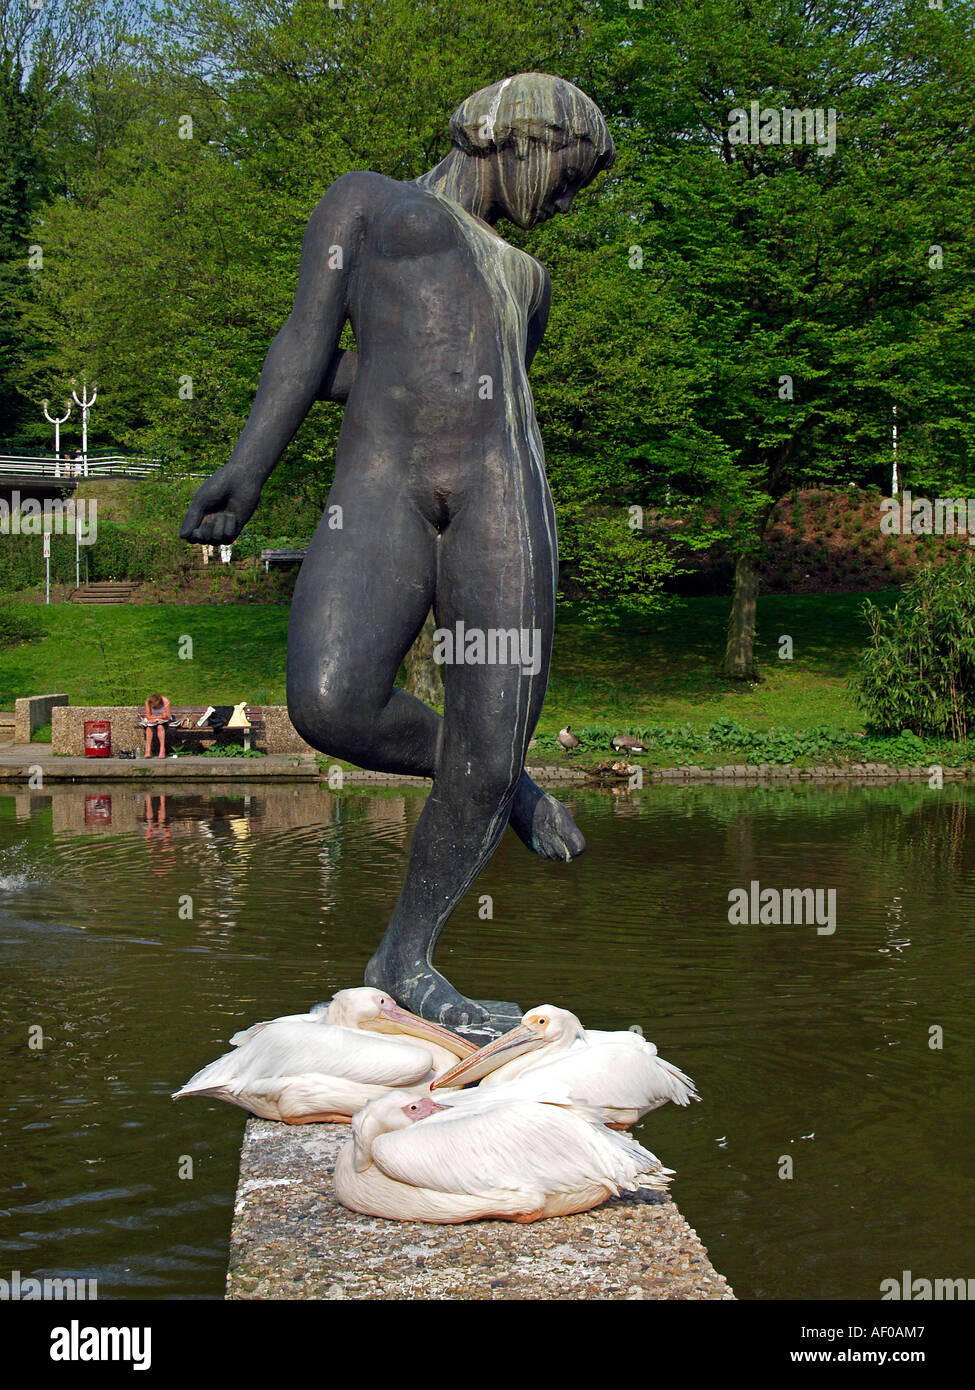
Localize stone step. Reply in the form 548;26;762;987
69;583;137;604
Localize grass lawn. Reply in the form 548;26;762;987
2;591;892;734
1;604;291;710
545;592;894;733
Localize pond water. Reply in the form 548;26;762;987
1;778;972;1300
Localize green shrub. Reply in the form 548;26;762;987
0;606;43;648
853;554;975;739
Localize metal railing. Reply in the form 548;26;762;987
0;454;162;480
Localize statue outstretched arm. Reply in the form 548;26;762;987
180;172;371;543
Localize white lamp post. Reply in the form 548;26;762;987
42;398;72;477
69;377;97;589
71;376;97;478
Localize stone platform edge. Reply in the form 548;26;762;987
225;1117;734;1301
0;749;969;785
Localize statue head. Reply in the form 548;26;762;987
445;72;615;229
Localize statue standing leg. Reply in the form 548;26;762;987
287;458;568;1037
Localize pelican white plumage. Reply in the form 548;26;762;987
173;987;475;1123
225;988;469;1077
333;1084;674;1223
432;1004;699;1128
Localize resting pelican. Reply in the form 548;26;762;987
432;1004;699;1128
226;987;469;1076
173;987;475;1123
333;1085;674;1224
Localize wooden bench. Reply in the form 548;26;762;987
261;548;306;572
139;706;266;753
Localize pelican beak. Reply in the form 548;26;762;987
431;1022;545;1089
374;1002;477;1058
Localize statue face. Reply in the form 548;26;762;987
493;140;596;229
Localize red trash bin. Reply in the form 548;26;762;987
83;720;112;758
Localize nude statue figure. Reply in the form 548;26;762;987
180;73;615;1040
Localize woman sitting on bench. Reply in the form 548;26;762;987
143;693;172;758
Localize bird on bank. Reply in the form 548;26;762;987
173;987;476;1123
558;726;580;753
333;1084;674;1224
611;734;647;754
432;1004;699;1130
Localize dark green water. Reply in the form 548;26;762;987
1;779;972;1300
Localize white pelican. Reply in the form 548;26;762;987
226;988;469;1077
173;988;475;1123
432;1004;699;1128
333;1085;674;1224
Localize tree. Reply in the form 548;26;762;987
0;50;47;442
579;0;975;677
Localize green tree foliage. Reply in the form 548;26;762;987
0;50;47;440
577;0;975;672
3;0;974;652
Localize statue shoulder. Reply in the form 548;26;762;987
305;174;453;261
309;170;394;225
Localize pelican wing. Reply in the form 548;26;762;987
372;1098;671;1197
229;1001;331;1046
174;1021;431;1097
521;1041;699;1111
230;1012;318;1045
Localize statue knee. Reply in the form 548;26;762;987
462;751;523;810
287;664;374;759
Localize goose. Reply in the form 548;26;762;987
611;734;647;753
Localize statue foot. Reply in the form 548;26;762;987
365;950;520;1044
509;778;586;862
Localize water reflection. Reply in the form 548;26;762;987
1;779;973;1300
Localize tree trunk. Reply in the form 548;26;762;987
403;608;443;706
723;550;760;680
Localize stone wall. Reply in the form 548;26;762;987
52;705;142;756
262;706;318;755
14;693;69;744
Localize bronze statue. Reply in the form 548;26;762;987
181;73;615;1040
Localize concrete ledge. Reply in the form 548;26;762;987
640;763;970;781
0;754;320;782
14;693;68;744
226;1119;734;1301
